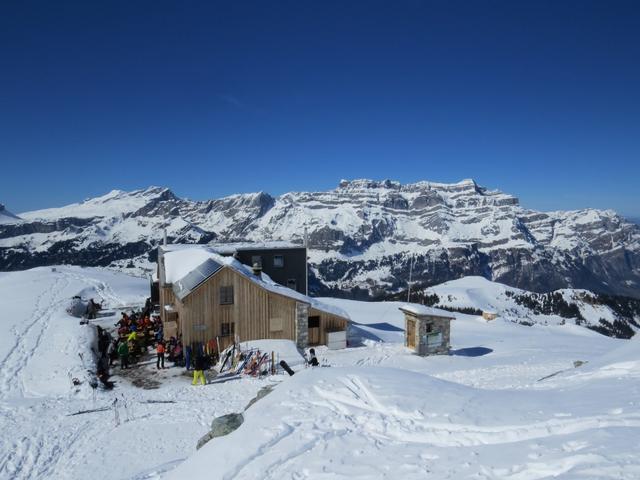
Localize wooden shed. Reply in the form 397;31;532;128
482;310;498;321
157;245;349;351
399;304;455;356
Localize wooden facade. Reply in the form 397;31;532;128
308;307;349;346
482;311;498;321
159;261;348;350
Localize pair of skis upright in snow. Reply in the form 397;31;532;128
216;346;271;378
240;350;270;377
219;343;236;373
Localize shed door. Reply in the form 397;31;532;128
308;316;320;345
406;318;416;349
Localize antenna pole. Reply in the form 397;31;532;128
407;254;415;303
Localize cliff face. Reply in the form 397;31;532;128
1;180;639;298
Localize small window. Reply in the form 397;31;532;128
308;316;320;328
221;322;235;336
220;285;234;305
251;255;262;267
273;255;284;268
426;322;433;333
286;278;297;290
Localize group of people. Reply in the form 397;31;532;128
115;311;162;339
97;301;324;389
105;306;160;369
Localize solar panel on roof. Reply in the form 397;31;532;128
173;258;223;300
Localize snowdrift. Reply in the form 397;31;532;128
168;364;640;480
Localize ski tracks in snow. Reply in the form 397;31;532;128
0;401;102;479
224;372;640;479
61;270;125;307
0;274;70;398
312;374;640;448
0;269;129;480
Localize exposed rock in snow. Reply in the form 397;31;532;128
0;203;22;224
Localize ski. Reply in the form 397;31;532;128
254;352;270;376
244;350;261;375
66;406;111;416
218;348;233;373
235;349;256;375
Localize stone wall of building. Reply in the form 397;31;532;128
414;314;451;356
295;302;309;349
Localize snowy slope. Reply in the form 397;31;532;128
169;304;639;480
2;268;639;479
0;267;270;480
170;362;640;480
0;267;147;400
1;179;639;298
423;276;640;336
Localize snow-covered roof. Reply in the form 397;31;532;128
161;245;349;320
398;303;455;319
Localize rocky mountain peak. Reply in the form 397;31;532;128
1;180;638;298
337;179;402;191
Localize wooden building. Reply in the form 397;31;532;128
400;304;454;356
482;310;498;321
158;245;349;351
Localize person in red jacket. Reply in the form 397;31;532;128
156;341;166;369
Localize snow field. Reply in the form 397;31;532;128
170;362;640;479
1;267;639;479
0;267;269;480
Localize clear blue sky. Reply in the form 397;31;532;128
1;1;639;218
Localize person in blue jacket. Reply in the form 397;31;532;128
185;344;192;371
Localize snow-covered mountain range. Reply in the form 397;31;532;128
1;179;639;298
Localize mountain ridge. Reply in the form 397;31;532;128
1;179;639;298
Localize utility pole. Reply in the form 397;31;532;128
407;254;417;303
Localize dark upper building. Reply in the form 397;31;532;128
209;242;308;295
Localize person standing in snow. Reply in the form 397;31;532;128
156;340;165;369
86;298;98;319
307;348;319;367
118;340;129;369
185;344;192;371
127;330;138;359
154;327;163;344
192;354;206;385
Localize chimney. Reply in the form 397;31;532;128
163;228;168;246
252;262;262;277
